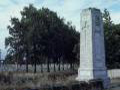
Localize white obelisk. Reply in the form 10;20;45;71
76;8;110;89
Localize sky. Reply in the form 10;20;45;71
0;0;120;59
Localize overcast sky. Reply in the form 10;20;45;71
0;0;120;59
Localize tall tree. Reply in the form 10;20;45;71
5;4;80;73
103;9;120;69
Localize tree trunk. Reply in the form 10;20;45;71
62;62;64;71
53;61;56;72
47;58;50;72
41;63;43;73
34;59;37;73
70;63;72;70
72;63;74;70
26;50;29;73
26;60;28;72
58;58;60;71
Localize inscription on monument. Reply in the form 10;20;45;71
95;15;100;26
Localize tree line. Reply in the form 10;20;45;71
5;4;80;73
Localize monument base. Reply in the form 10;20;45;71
76;68;110;89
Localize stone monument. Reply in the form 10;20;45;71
76;8;110;88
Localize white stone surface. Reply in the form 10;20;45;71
76;8;110;89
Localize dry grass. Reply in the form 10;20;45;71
0;71;77;90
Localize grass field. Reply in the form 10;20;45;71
0;71;77;90
0;65;120;90
0;71;120;90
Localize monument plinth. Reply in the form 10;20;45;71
76;8;110;88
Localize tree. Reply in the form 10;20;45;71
5;4;80;73
103;9;120;69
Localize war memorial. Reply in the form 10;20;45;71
76;8;110;89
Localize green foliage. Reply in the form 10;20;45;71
103;9;120;69
5;4;80;72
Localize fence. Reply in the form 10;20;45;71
108;69;120;79
0;64;120;79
